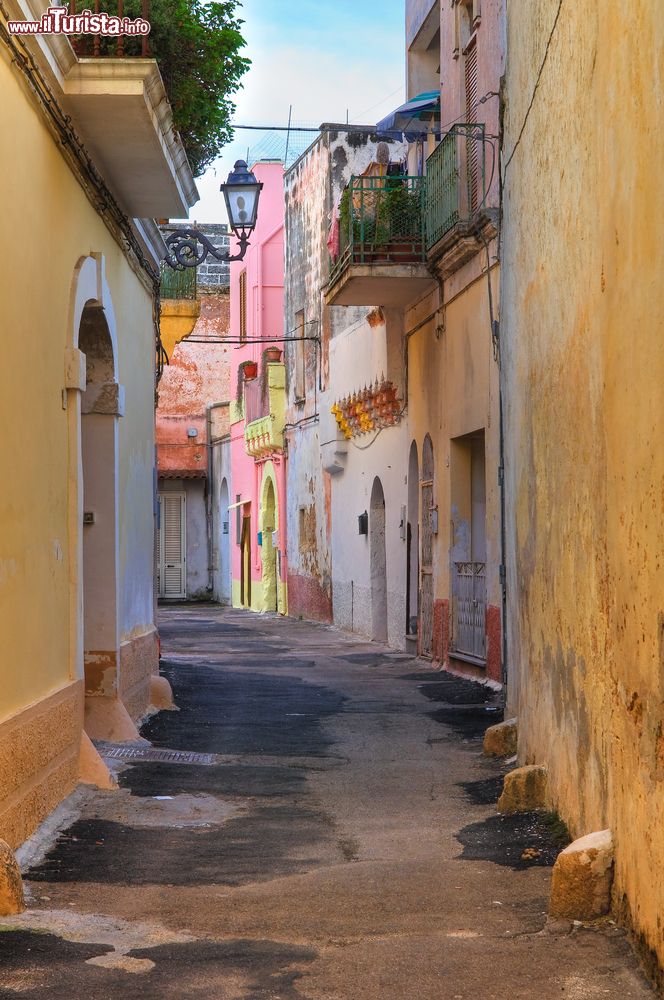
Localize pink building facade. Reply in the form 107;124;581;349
228;161;288;613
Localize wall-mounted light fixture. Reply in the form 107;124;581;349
358;511;369;535
163;160;263;269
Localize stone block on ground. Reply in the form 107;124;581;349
0;840;24;915
497;764;547;813
483;717;517;757
549;829;614;920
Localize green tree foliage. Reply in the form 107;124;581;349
123;0;249;176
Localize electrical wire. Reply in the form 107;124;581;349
502;0;564;176
229;91;500;140
350;84;405;124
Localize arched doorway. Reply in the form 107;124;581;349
407;440;420;640
370;477;388;642
79;303;120;698
219;478;231;604
261;478;277;612
240;515;251;608
420;434;435;657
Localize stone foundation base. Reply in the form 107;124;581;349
0;681;83;850
287;573;333;624
120;627;159;721
84;696;141;743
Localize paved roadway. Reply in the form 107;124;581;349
0;605;653;998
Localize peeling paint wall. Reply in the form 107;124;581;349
325;309;410;647
156;292;231;599
501;0;664;971
284;128;405;625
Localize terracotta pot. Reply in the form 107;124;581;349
264;347;282;362
242;361;258;379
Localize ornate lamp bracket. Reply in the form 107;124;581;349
164;227;251;270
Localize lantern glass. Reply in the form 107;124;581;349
221;160;262;232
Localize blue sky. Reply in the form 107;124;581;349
188;0;405;221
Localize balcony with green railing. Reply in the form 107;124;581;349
425;123;496;273
160;264;197;301
159;262;200;356
325;175;436;308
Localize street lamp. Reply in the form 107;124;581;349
163;160;263;269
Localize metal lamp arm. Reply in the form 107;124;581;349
163;228;251;269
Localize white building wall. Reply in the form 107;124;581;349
210;437;232;604
325;313;409;649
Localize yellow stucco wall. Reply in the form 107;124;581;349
160;300;201;358
0;42;157;840
501;0;664;968
406;265;502;610
231;461;287;615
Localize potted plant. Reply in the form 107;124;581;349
264;346;282;363
236;359;258;407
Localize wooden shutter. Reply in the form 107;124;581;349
160;493;186;598
465;37;479;210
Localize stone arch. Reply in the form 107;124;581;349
66;254;135;741
219;477;231;604
370;476;388;643
260;469;278;613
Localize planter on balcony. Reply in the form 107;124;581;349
354;237;423;266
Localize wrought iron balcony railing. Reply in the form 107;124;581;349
425;123;486;250
160;264;197;301
329;175;426;286
70;0;150;57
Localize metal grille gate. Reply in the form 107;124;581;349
452;561;486;659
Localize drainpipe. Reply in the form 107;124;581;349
206;401;231;596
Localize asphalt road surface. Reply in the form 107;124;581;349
0;605;653;999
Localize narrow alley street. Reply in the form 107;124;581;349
0;606;652;999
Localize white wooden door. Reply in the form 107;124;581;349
159;493;186;599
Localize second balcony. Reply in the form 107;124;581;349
325;175;435;308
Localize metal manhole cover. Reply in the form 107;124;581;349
94;742;216;766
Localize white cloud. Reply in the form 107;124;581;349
184;4;405;222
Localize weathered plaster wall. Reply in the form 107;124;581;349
326;312;409;648
156;292;231;601
405;265;501;674
284;128;405;625
501;0;664;970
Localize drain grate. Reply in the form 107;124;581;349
94;742;216;766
